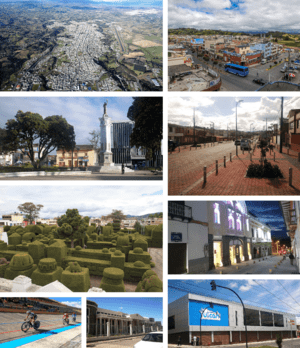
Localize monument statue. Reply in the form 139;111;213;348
104;99;108;114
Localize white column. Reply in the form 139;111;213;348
130;323;133;335
230;331;232;342
143;324;145;333
151;325;153;332
107;320;110;337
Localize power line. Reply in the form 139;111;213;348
253;280;300;313
276;280;300;309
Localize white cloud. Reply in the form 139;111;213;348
169;0;300;31
0;185;163;219
61;301;81;309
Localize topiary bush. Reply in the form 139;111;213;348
111;250;125;270
28;240;46;264
128;248;151;265
5;253;37;279
8;233;22;246
46;240;68;267
124;261;151;281
0;241;8;251
135;270;162;292
100;267;125;292
22;232;36;243
0;258;9;278
133;238;148;252
31;258;63;286
61;261;90;292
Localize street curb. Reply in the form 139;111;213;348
0;171;92;178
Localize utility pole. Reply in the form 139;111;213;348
280;97;283;153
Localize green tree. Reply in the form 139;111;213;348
17;202;44;224
57;209;88;248
106;210;127;221
127;97;162;166
3;110;75;169
134;221;142;232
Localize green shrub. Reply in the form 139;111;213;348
3;226;10;232
133;239;148;252
246;161;283;178
124;261;151;281
111;250;125;270
22;232;36;243
8;233;22;246
0;258;9;277
135;270;162;292
31;258;63;286
128;248;151;265
46;240;68;267
100;267;125;292
28;240;46;264
150;262;155;268
25;225;43;235
5;253;37;279
61;262;90;292
0;241;8;251
145;226;155;236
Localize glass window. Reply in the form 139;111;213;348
261;311;273;326
213;203;220;224
274;314;284;327
245;309;260;326
228;209;235;229
236;213;242;231
168;316;175;330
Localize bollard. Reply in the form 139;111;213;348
204;166;207;184
287;148;289;155
179;146;180;153
298;152;300;162
274;152;275;161
216;160;218;175
190;146;191;151
230;153;232;162
224;156;226;168
242;149;244;155
289;167;292;186
250;153;252;161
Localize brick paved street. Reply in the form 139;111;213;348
169;144;300;195
168;141;235;195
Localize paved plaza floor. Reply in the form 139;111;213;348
87;337;142;348
169;144;300;195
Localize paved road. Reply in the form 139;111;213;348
0;173;162;181
168;141;237;195
207;255;298;275
87;337;142;348
190;50;300;91
169;338;300;348
0;313;81;344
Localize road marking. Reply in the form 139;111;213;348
0;324;81;348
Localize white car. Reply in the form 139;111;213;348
133;332;163;348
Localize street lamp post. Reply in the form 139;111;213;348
211;280;248;348
210;122;214;142
236;100;243;156
199;303;213;347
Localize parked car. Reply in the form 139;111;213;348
133;332;163;348
252;78;267;85
280;67;287;73
240;139;252;151
234;140;241;145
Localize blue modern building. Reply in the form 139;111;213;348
169;293;297;346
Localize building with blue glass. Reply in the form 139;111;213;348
168;293;297;346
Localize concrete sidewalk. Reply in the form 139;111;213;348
170;146;300;195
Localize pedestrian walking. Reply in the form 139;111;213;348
289;252;295;265
193;335;197;346
196;336;199;346
177;335;181;346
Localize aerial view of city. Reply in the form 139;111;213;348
0;0;162;91
168;0;300;91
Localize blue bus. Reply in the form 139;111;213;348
224;63;249;77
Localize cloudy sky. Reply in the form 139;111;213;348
50;297;82;309
169;96;299;132
169;280;300;317
0;185;163;218
246;201;287;239
89;297;162;322
169;0;300;31
0;97;134;145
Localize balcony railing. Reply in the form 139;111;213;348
168;202;192;221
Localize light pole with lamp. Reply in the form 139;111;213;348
210;122;214;143
211;280;248;348
199;303;213;347
236;100;243;155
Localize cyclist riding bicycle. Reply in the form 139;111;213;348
72;312;77;322
25;310;37;325
63;313;69;320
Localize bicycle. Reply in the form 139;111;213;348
21;319;40;332
63;318;69;325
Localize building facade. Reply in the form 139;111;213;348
287;109;300;152
281;201;300;273
112;121;134;164
87;301;161;338
168;201;273;274
169;293;297;346
56;145;97;167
